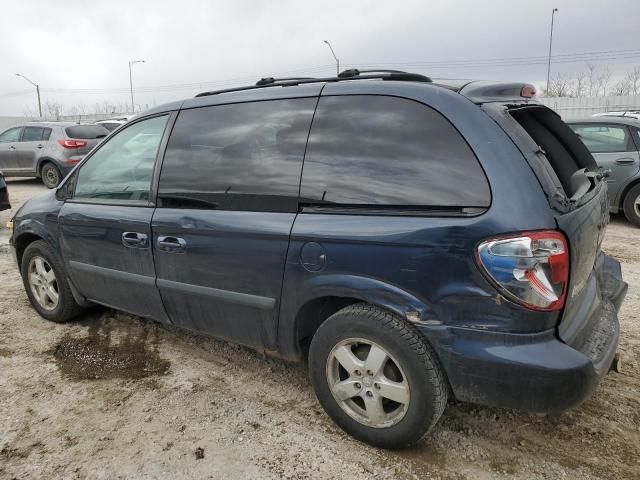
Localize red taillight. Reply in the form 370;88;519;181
476;230;569;311
58;139;87;149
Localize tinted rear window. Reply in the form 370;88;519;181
300;95;490;209
158;98;316;212
65;125;109;139
21;127;47;142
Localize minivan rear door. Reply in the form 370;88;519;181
495;104;610;345
152;96;318;350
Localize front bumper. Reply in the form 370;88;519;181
420;254;627;412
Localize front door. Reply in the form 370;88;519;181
151;97;317;349
0;127;22;173
570;123;640;208
59;114;172;321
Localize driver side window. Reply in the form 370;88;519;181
74;115;169;202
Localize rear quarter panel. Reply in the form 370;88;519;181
277;82;559;360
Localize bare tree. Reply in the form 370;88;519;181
612;78;632;96
573;71;587;97
586;63;599;97
624;66;640;96
43;100;63;121
597;65;612;96
545;72;573;97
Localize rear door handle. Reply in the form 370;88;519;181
122;231;149;248
8;146;16;151
37;144;44;149
615;158;636;165
158;236;186;253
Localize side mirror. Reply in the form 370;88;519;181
0;172;10;211
55;173;76;202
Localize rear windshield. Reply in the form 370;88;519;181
65;125;109;139
509;106;597;197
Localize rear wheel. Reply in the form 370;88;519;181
41;162;61;189
622;183;640;228
20;240;83;322
309;304;448;448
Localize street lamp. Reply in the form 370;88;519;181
128;59;145;113
546;8;559;94
323;40;340;76
15;73;42;118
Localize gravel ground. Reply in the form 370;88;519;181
0;178;638;480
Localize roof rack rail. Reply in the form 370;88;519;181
338;69;432;82
256;77;315;86
194;69;432;98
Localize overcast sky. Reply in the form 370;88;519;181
1;0;639;116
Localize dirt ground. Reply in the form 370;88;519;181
0;178;638;480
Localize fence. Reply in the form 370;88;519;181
539;95;640;120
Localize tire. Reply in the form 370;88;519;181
622;183;640;228
20;240;83;322
309;304;448;448
40;162;61;189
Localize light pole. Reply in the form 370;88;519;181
324;40;340;76
546;8;559;94
128;59;145;113
15;73;42;118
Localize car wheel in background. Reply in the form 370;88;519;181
41;162;61;189
309;303;448;449
20;240;83;322
623;183;640;228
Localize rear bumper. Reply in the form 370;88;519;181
421;254;627;412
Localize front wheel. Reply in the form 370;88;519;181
41;162;61;189
623;183;640;228
309;304;448;448
20;240;83;322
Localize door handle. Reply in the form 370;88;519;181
615;158;636;165
8;146;16;151
157;236;186;253
122;231;149;248
37;144;44;149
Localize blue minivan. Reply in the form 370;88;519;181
9;71;627;448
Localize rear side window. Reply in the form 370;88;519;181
21;126;50;142
158;98;316;212
299;95;490;209
569;124;633;153
65;125;109;139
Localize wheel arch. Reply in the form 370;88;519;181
14;232;44;267
618;176;640;210
279;274;434;362
36;157;59;177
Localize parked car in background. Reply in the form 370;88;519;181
0;122;109;188
0;171;9;211
568;117;640;226
592;111;640;121
9;71;627;448
95;114;135;132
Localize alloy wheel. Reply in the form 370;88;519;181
28;256;59;311
326;338;410;428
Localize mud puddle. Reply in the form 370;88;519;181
49;313;170;380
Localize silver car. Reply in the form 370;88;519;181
569;117;640;227
0;122;109;188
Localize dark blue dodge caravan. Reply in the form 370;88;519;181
10;70;627;448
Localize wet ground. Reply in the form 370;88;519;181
0;178;639;479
